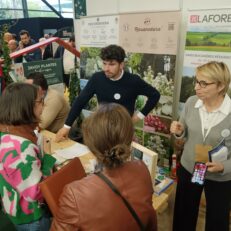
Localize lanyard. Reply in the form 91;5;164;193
200;109;218;142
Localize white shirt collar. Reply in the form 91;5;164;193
109;70;124;81
194;94;231;115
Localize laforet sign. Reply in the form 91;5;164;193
23;59;63;85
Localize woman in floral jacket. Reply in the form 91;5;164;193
0;83;56;231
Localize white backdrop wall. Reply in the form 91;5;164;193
82;0;231;118
86;0;119;16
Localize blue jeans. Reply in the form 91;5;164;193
15;213;51;231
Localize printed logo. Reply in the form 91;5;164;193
123;23;129;31
190;15;199;23
144;18;151;25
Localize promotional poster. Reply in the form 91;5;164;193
180;9;231;108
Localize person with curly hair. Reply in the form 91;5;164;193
55;44;160;142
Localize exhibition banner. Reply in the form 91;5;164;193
79;12;181;168
23;59;63;85
180;9;231;104
80;15;119;47
119;11;180;168
119;11;180;54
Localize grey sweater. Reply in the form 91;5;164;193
180;95;231;182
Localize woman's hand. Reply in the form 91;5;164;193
206;162;224;173
170;121;184;136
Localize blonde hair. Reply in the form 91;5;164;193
82;103;134;168
196;61;231;95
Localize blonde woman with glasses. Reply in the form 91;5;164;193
171;61;231;231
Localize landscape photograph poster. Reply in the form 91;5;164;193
180;9;231;107
119;11;180;168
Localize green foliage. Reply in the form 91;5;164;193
180;76;195;102
69;64;80;106
186;31;231;52
0;24;13;86
126;53;143;74
88;96;98;110
135;95;145;111
80;47;102;79
87;47;101;58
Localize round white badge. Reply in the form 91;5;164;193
114;93;121;100
221;129;230;138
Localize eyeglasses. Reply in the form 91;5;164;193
34;98;44;105
193;78;215;88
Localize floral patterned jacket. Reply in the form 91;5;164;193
0;132;56;225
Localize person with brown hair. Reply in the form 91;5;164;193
51;103;157;231
18;30;41;62
26;72;70;133
171;61;231;231
0;83;56;230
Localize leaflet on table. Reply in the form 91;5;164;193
208;139;228;162
54;143;90;160
154;167;174;195
52;153;66;165
155;177;174;195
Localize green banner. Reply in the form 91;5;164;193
23;59;63;85
74;0;86;19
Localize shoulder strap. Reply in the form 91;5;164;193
95;172;146;231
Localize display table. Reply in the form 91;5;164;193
41;130;174;212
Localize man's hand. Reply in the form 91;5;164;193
55;127;70;142
170;121;184;136
206;162;224;173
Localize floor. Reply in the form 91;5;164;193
157;186;231;231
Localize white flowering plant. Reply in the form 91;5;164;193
144;133;171;166
143;66;174;116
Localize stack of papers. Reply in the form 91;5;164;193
154;167;174;195
155;177;174;195
53;143;90;162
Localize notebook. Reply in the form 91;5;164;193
39;157;86;216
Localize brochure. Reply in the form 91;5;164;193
154;167;174;195
208;139;228;162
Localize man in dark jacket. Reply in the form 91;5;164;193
18;30;41;62
54;35;76;89
56;44;160;142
